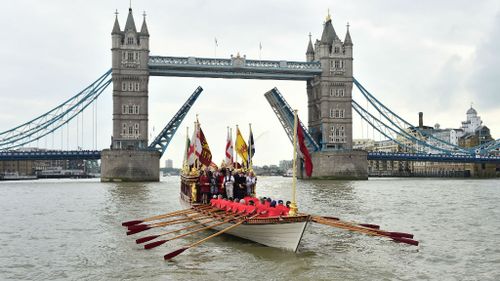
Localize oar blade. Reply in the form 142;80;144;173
128;223;148;230
144;240;167;250
359;223;380;229
164;247;188;260
122;220;143;227
126;225;151;236
391;236;419;246
387;232;413;239
136;235;160;244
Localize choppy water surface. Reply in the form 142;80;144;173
1;177;499;280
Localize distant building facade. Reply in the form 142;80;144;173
165;159;173;169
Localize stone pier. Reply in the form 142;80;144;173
101;150;160;182
300;150;368;180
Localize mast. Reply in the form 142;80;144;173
289;110;299;216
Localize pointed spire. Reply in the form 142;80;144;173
112;9;121;35
344;22;352;46
140;11;149;36
306;33;314;54
124;7;137;33
320;18;337;44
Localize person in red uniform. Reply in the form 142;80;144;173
236;199;247;215
199;170;210;204
267;201;283;217
256;198;269;217
282;201;291;216
210;195;218;207
245;200;257;215
276;200;287;214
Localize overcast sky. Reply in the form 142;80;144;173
0;0;499;167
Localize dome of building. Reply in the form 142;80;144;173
466;107;477;115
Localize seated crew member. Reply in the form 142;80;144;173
267;200;283;217
231;198;241;214
276;200;286;213
282;201;291;216
256;198;269;217
210;195;218;207
215;194;222;209
223;197;234;212
236;199;247;215
264;197;272;207
245;200;257;215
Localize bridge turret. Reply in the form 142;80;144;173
307;11;353;150
109;7;150;150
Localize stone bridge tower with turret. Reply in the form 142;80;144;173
101;8;160;182
303;14;367;179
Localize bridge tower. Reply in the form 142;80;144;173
101;8;160;182
304;13;367;179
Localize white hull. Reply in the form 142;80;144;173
182;202;308;252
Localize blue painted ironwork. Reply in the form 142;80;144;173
0;70;112;150
149;56;322;80
149;86;204;156
353;78;473;155
264;87;320;151
0;150;101;161
368;151;500;164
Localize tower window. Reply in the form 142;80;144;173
127;37;134;45
334;47;339;53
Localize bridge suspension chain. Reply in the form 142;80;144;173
0;70;112;150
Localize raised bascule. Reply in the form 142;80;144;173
101;8;367;181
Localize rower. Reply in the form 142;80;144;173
210;195;218;207
267;200;283;217
245;200;257;215
236;199;247;215
256;198;269;217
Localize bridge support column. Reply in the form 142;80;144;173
300;150;368;180
101;150;160;182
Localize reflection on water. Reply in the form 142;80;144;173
0;177;499;280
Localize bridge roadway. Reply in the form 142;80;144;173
1;150;499;164
148;56;322;80
367;152;500;164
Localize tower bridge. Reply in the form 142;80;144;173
1;7;498;180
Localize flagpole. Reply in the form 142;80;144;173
230;127;233;169
249;123;253;170
235;125;239;170
183;126;189;174
289;110;299;216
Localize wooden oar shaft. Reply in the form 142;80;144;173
156;217;218;237
150;214;209;228
188;214;258;249
165;215;241;242
313;217;418;245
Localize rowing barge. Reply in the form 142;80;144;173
180;173;309;252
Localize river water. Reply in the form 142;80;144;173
0;177;499;280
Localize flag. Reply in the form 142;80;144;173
259;42;262;50
187;123;198;166
248;126;255;167
196;127;212;167
297;119;313;177
215;37;218;47
225;128;234;168
235;127;248;165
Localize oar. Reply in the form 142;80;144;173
135;210;233;244
127;214;210;235
315;216;413;239
136;217;218;244
321;216;381;230
144;213;243;249
127;213;209;230
122;205;212;227
163;214;259;260
313;217;419;246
